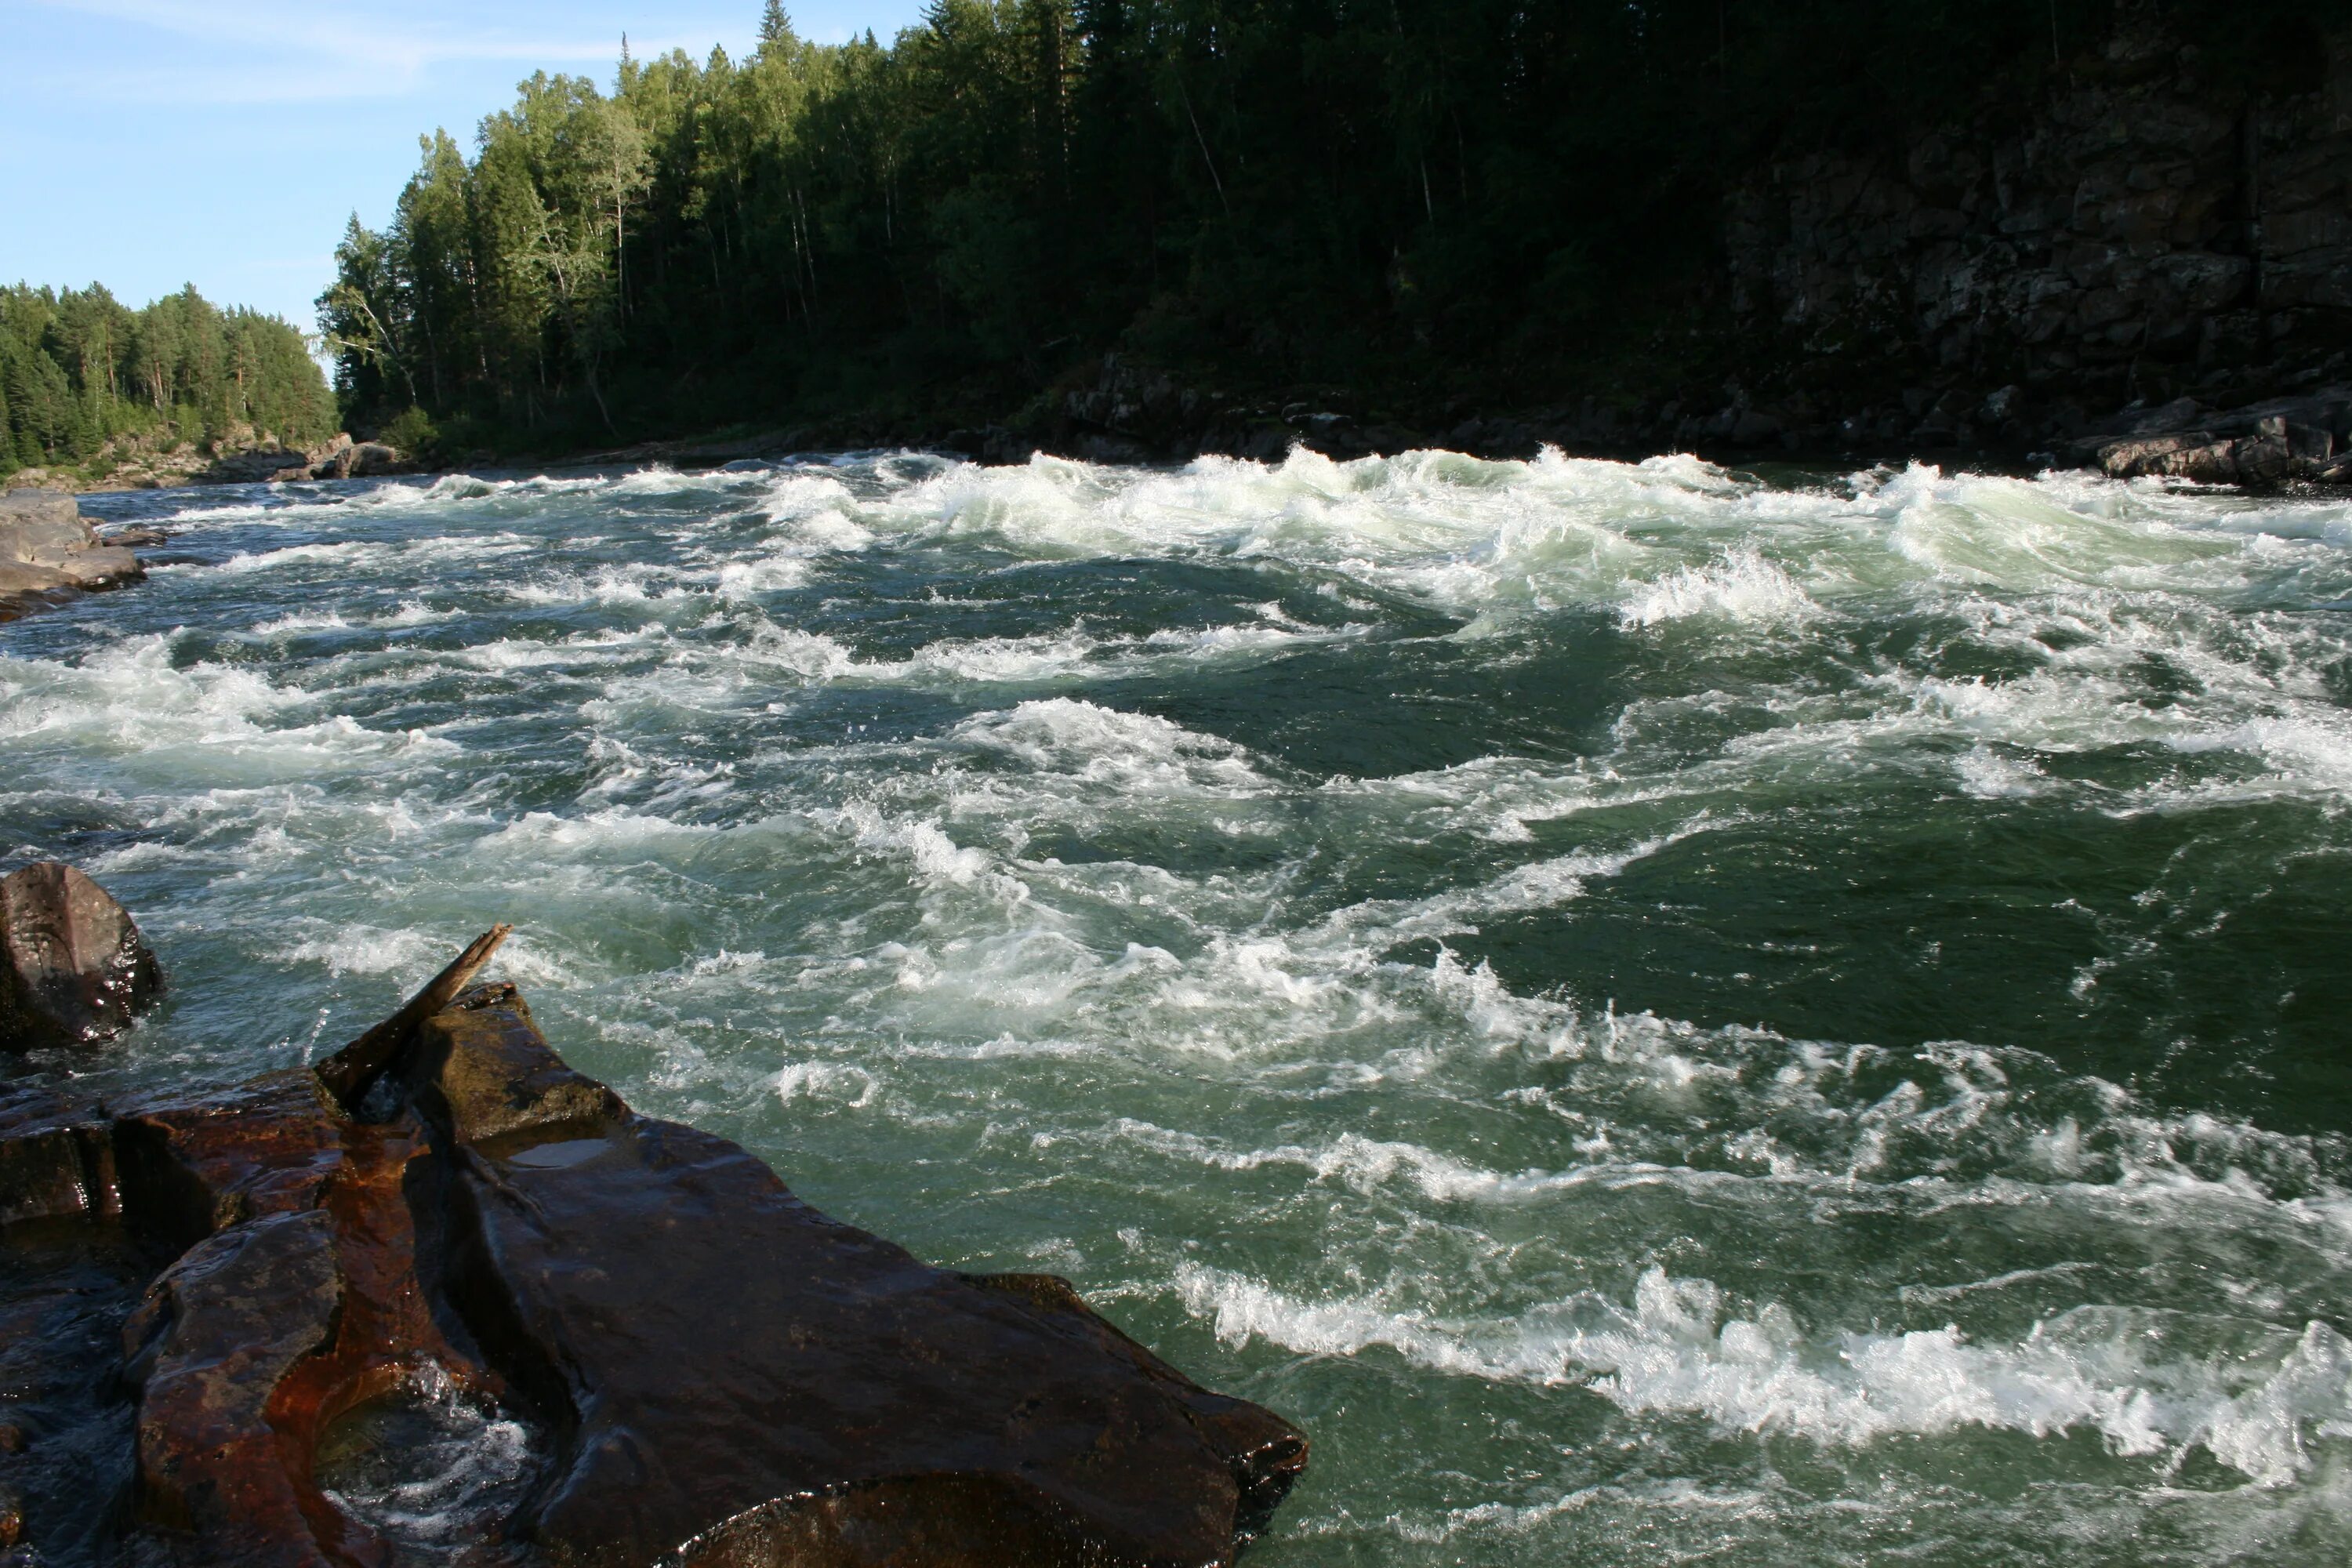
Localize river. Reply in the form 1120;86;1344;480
7;448;2352;1564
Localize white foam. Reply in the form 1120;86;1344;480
1175;1261;2352;1483
774;1059;880;1109
278;924;448;978
955;699;1269;793
1110;1120;1599;1201
1621;545;1818;628
0;636;458;782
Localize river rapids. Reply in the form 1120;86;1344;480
7;448;2352;1564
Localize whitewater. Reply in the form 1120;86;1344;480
6;447;2352;1564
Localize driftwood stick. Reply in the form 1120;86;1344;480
314;924;512;1111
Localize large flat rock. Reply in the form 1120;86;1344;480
0;973;1306;1567
1;490;146;619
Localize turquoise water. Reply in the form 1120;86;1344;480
7;450;2352;1564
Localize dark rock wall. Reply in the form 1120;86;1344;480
1722;16;2352;447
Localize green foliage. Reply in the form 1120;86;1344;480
0;281;332;481
379;406;440;457
322;0;2339;445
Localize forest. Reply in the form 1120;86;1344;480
321;0;2332;453
0;284;334;483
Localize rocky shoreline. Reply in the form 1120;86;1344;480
13;365;2349;506
1034;365;2352;485
524;361;2352;491
8;433;414;497
0;876;1307;1566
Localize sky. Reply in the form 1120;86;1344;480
0;1;924;333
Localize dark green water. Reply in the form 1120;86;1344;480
6;450;2352;1563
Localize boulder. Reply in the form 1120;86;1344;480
0;490;146;618
0;561;75;595
194;448;314;485
48;545;143;589
302;435;359;481
0;490;95;561
0;1084;119;1226
346;442;405;478
0;863;165;1051
2084;388;2352;485
2098;430;2234;481
0;931;1307;1566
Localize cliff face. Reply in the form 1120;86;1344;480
1026;20;2352;477
1722;16;2352;449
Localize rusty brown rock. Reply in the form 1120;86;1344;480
121;1209;349;1566
0;938;1306;1567
0;863;165;1051
405;982;1303;1568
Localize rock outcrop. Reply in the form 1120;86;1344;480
26;432;414;494
0;930;1307;1567
191;439;407;486
2071;388;2352;482
0;863;165;1051
0;490;147;620
191;436;409;486
1718;11;2352;456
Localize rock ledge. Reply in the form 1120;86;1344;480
0;932;1306;1567
0;490;148;622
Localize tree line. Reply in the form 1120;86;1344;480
0;284;334;482
322;0;2326;451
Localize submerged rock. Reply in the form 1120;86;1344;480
0;935;1306;1566
0;862;165;1051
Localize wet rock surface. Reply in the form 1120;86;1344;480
0;946;1306;1567
0;862;165;1052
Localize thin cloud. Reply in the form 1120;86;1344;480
17;0;723;103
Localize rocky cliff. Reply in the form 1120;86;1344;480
1000;12;2352;481
1717;10;2352;456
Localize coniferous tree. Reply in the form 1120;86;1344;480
313;0;2320;451
0;282;329;481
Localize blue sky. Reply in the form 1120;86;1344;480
1;1;924;333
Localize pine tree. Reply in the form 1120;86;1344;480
305;0;2263;451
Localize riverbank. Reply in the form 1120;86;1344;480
8;431;417;496
463;363;2352;492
